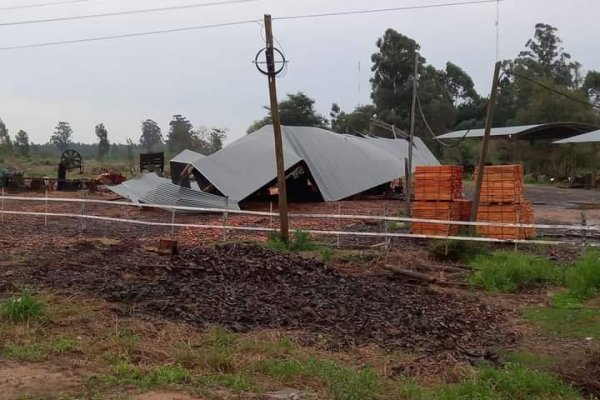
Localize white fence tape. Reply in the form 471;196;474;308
1;194;598;231
0;194;596;247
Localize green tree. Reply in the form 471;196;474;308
167;115;194;154
207;128;226;153
516;23;581;88
443;62;480;106
14;130;30;156
0;119;10;151
370;29;422;129
502;23;598;125
247;92;328;133
583;70;600;104
330;104;375;134
50;121;73;151
95;123;110;161
369;29;462;135
139;119;163;152
193;127;227;155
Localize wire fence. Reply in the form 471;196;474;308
1;191;598;249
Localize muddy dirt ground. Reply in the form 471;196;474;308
0;185;599;399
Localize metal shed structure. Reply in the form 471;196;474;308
188;125;439;202
554;130;600;188
170;149;205;186
437;122;599;141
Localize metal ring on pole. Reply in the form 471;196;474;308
254;47;286;76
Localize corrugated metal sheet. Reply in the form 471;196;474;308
191;125;440;202
437;123;599;140
170;150;206;186
171;149;205;164
191;129;303;201
108;173;239;212
554;130;600;144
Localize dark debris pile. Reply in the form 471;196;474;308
21;242;515;355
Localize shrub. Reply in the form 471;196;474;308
266;230;320;252
0;290;48;323
430;239;488;263
470;251;564;292
565;250;600;300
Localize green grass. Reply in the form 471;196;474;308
429;239;488;263
266;230;324;252
470;251;564;292
98;361;190;388
395;364;581;400
524;307;600;339
0;291;48;323
565;250;600;300
255;357;381;400
3;342;47;361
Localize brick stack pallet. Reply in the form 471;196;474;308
412;166;471;236
474;165;535;240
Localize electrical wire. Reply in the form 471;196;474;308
0;0;260;27
0;19;258;51
0;0;509;51
416;95;461;147
508;69;600;110
273;0;506;21
0;0;100;11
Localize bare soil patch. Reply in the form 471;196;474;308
0;362;83;398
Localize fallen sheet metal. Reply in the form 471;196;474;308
189;125;440;202
108;173;239;212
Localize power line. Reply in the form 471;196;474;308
273;0;507;21
509;70;600;110
0;0;260;27
0;0;509;51
0;19;258;51
0;0;100;11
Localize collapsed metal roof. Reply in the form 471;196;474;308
437;122;599;141
554;130;600;144
109;173;239;211
190;125;439;202
170;149;206;186
171;149;205;164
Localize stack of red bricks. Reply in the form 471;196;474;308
412;166;472;236
474;165;535;239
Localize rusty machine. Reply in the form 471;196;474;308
57;149;84;191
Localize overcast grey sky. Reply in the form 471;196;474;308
0;0;598;145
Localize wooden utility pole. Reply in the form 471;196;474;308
264;14;289;242
407;52;419;215
470;61;502;226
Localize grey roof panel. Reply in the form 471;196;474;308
554;130;600;144
171;149;205;164
437;125;542;139
191;127;302;201
108;173;239;212
191;125;440;202
437;123;599;140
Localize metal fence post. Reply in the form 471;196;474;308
1;186;4;224
514;214;520;252
336;203;341;249
222;197;229;241
170;208;176;238
80;191;87;231
384;203;389;253
44;188;48;228
581;211;587;255
269;202;273;231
